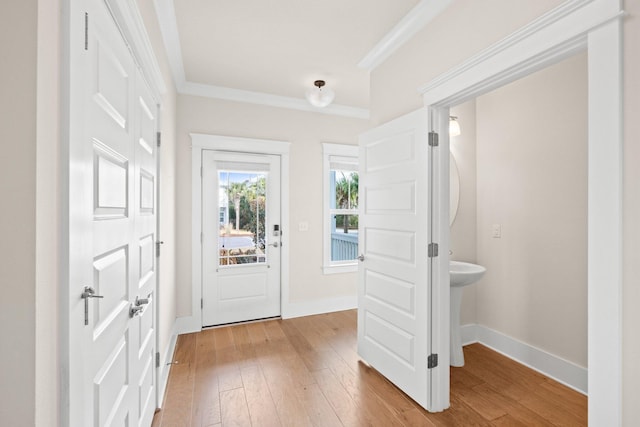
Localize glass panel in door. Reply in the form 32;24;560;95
218;171;267;266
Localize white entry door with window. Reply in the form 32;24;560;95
65;0;159;425
358;108;445;411
202;151;282;326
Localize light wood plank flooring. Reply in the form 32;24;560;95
152;310;586;426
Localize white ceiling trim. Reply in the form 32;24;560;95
153;0;370;120
358;0;453;71
153;0;186;88
181;82;370;119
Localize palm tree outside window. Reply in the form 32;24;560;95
329;157;359;263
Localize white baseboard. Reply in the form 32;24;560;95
460;323;587;395
174;315;201;335
156;328;178;407
157;316;190;407
282;295;357;319
170;297;358;336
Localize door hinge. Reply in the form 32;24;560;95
428;243;439;258
428;131;439;147
155;352;160;368
156;131;161;147
200;166;203;177
155;240;163;257
84;12;89;50
428;353;438;369
201;298;203;309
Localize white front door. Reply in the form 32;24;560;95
66;0;158;425
202;151;282;326
357;108;437;410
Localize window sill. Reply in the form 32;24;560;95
323;263;358;275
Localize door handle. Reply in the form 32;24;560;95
81;286;104;299
358;254;365;262
130;305;144;317
81;286;103;326
131;296;151;317
268;242;279;248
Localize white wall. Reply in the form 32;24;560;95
176;96;370;318
0;1;38;425
371;0;565;126
35;0;60;424
623;0;640;423
475;53;588;367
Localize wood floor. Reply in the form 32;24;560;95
152;310;586;427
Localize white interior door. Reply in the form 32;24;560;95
67;0;158;425
357;108;437;410
202;151;281;326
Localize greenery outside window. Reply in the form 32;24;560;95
323;143;359;274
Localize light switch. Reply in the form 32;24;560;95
492;224;502;238
298;221;309;232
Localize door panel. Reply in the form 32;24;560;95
202;151;281;326
358;108;432;409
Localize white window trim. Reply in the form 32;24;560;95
322;143;359;274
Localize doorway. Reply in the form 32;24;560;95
420;4;623;421
450;52;588;390
190;134;291;330
201;151;282;326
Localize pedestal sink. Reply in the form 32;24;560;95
450;261;486;367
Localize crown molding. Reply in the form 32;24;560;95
153;0;186;88
181;82;370;119
358;0;453;71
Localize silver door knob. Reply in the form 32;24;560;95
135;297;149;306
269;242;279;248
358;254;365;261
81;286;104;299
130;305;144;317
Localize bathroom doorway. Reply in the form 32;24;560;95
449;52;588;392
421;5;623;421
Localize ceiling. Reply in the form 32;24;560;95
155;0;451;118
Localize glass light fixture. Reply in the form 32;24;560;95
306;80;335;108
449;116;461;137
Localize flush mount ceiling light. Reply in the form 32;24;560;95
305;80;335;108
449;116;461;137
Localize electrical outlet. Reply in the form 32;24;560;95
492;224;502;238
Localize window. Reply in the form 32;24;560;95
323;143;359;274
218;170;267;265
